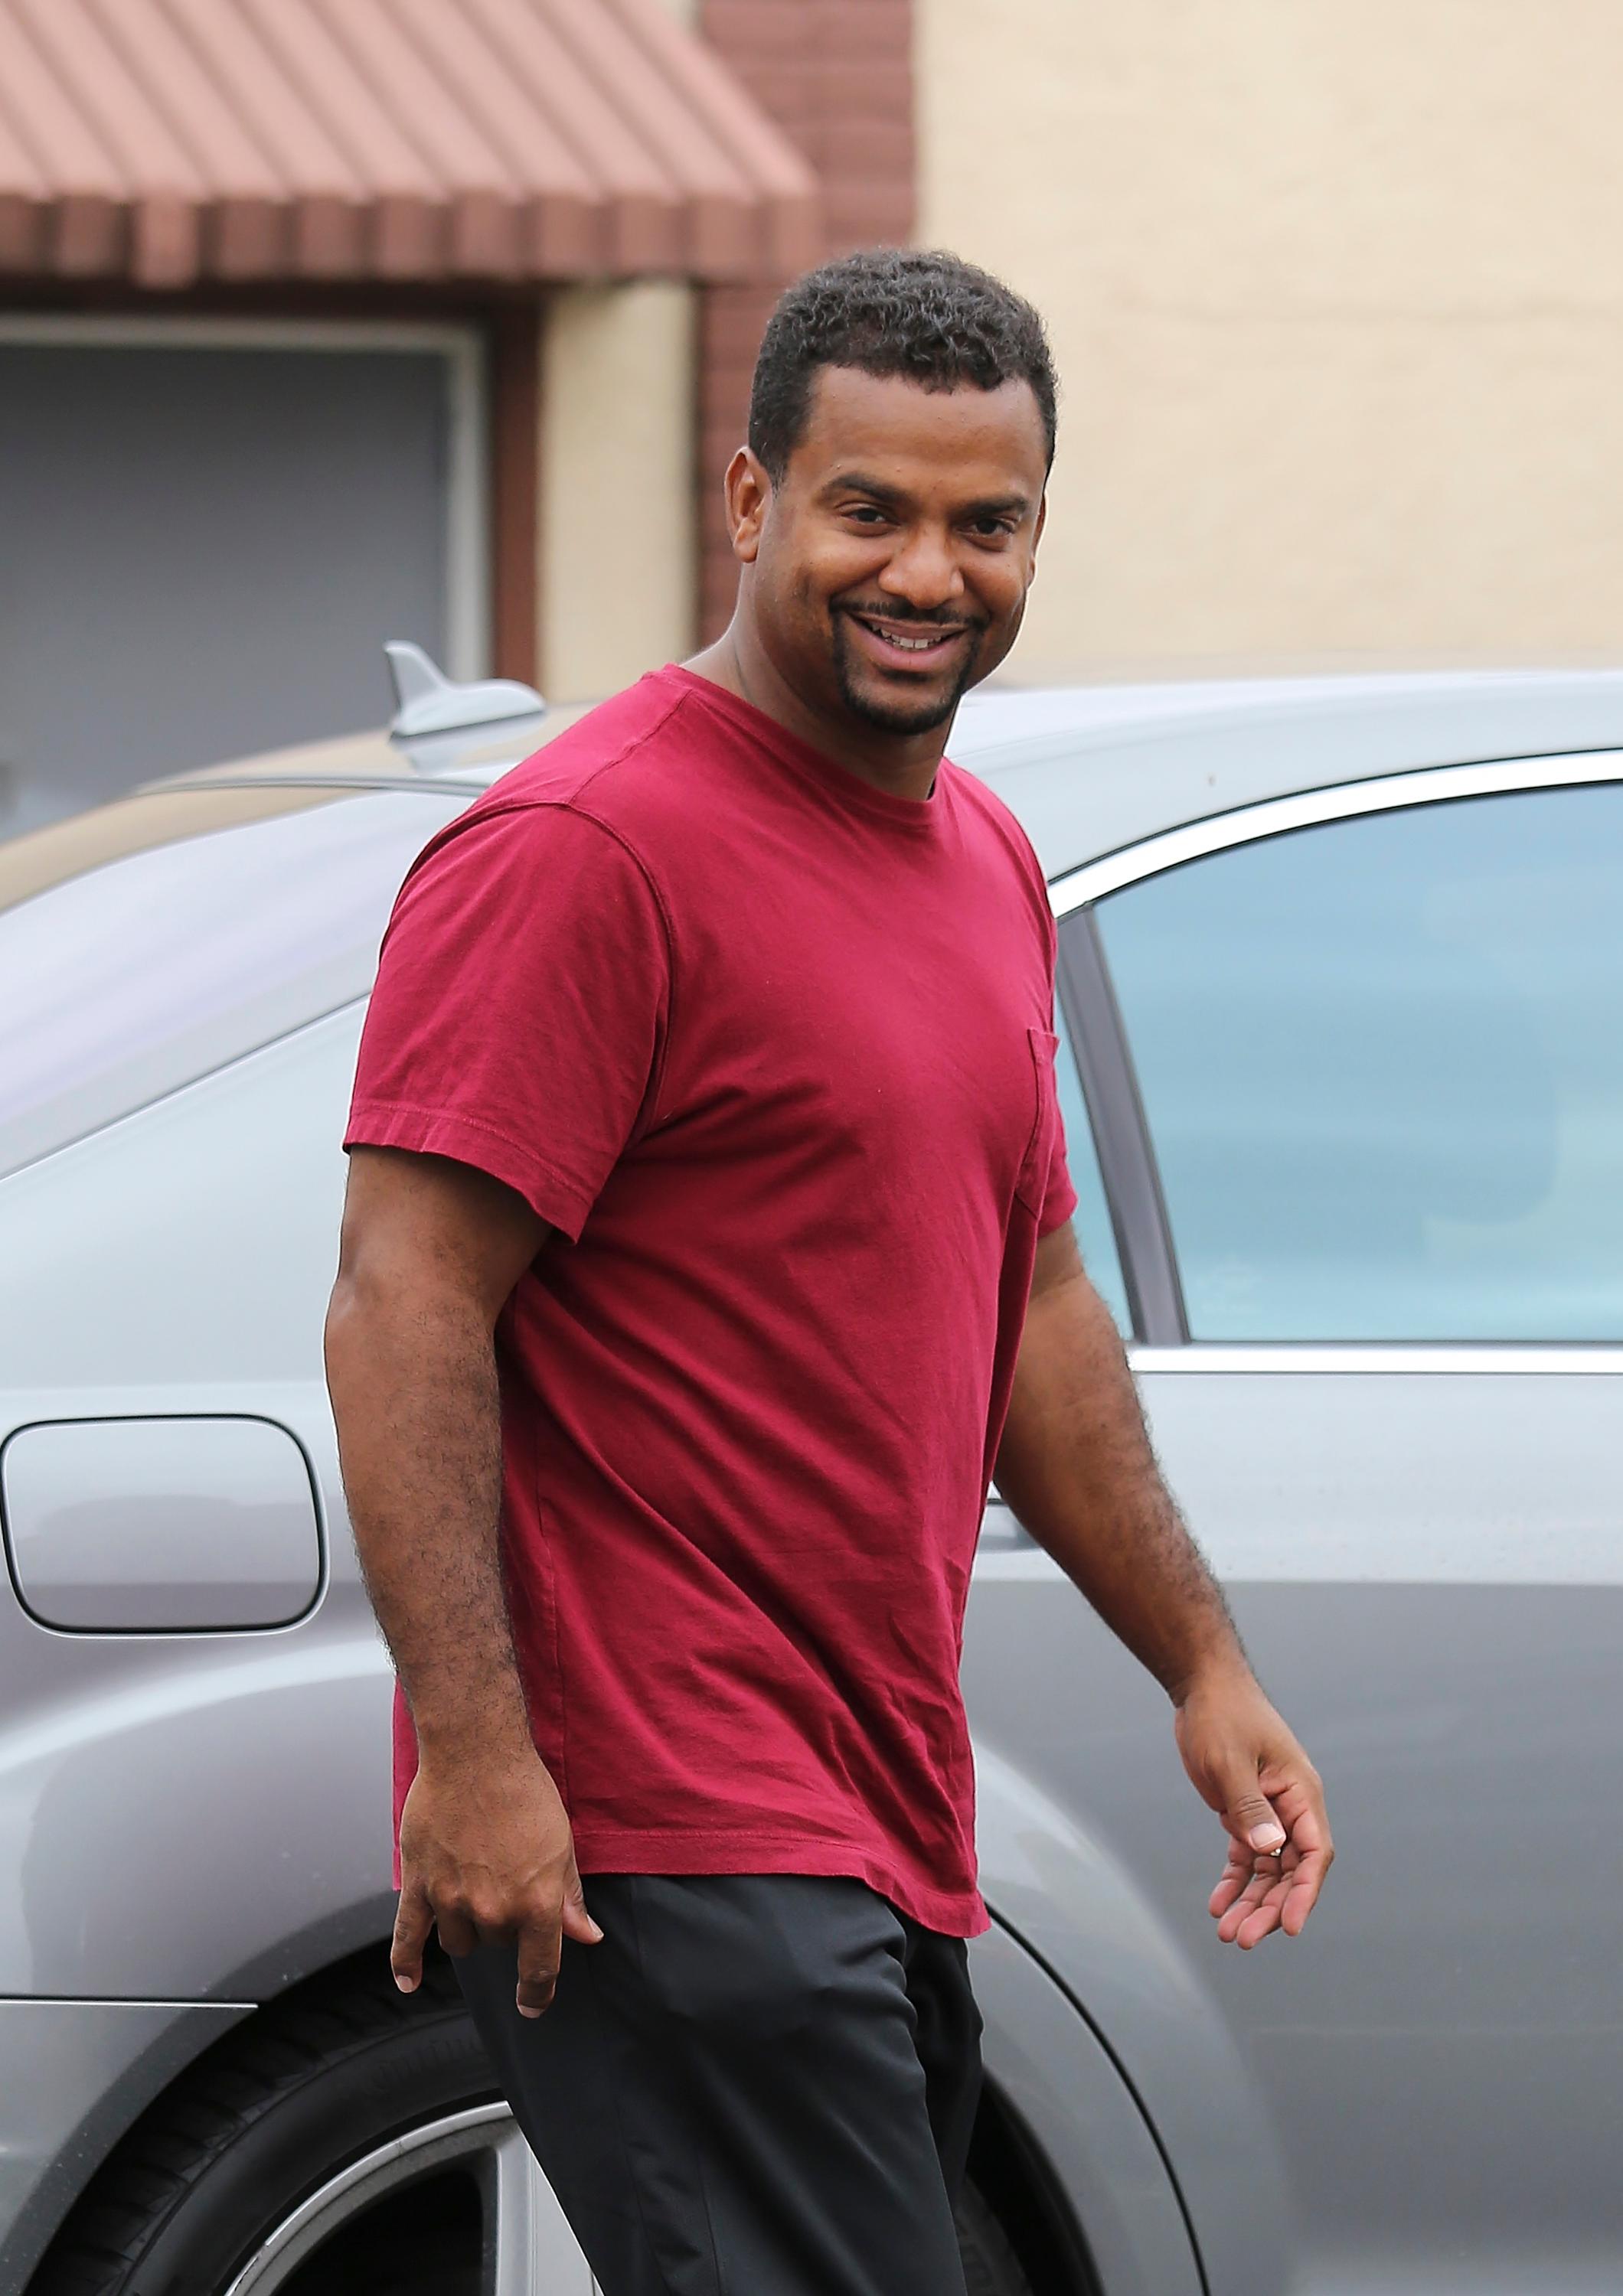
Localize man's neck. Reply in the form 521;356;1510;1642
684;625;948;805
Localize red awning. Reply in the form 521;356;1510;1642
0;0;820;287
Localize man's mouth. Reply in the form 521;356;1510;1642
842;610;973;670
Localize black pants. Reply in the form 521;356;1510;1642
455;1874;982;2296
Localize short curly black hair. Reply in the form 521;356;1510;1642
747;246;1057;483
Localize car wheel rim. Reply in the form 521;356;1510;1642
221;2100;598;2296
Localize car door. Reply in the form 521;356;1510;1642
0;780;469;2004
965;754;1623;2296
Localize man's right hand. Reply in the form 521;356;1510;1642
391;1743;603;2018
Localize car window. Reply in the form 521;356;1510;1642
0;783;464;1181
1095;780;1623;1341
1052;1002;1132;1335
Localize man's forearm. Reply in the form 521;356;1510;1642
998;1231;1333;1936
325;1277;532;1758
994;1243;1242;1698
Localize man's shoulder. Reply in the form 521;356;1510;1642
474;670;698;834
942;758;1047;900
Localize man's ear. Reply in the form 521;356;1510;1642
725;447;771;565
1029;491;1047;580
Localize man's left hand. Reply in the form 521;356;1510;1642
1172;1662;1334;1949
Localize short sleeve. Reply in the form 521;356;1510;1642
345;801;670;1241
1037;1105;1078;1237
1037;908;1078;1240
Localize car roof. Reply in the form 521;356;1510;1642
951;667;1623;875
150;667;1623;880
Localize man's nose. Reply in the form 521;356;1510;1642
875;525;964;611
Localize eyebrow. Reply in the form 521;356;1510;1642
822;471;1034;520
960;492;1033;520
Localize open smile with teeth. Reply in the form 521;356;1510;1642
848;612;970;665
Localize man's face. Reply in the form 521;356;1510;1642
735;367;1049;740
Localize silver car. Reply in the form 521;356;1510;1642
2;654;1620;2296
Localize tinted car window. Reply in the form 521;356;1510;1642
1096;780;1623;1340
0;783;463;1180
1053;1003;1132;1335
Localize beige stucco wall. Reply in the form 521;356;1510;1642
535;0;700;696
537;280;696;700
915;2;1623;679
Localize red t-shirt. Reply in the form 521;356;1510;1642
347;666;1074;1936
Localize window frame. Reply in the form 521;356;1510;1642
1047;747;1623;1371
1055;911;1187;1344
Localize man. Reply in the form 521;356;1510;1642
325;248;1331;2296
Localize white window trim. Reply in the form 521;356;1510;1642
1048;748;1623;918
1128;1345;1623;1375
0;315;488;681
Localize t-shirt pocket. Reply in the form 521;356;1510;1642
1014;1025;1061;1218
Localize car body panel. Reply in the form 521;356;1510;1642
963;727;1623;2294
965;1567;1623;2296
0;1004;396;2000
0;784;465;1187
6;671;1623;2294
0;1999;251;2294
1151;1358;1623;2294
972;1743;1293;2296
957;667;1623;876
3;1414;325;1633
969;1915;1203;2296
0;1584;394;1999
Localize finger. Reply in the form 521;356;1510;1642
1208;1744;1332;1943
1222;1785;1287;1856
390;1883;433;1994
1221;1855;1295;1947
1217;1763;1327;1910
1221;1864;1294;1949
1216;1858;1282;1944
559;1860;604;1948
1208;1836;1254;1919
1258;1766;1333;1861
1278;1813;1334;1937
1251;1790;1333;1938
1281;1862;1325;1937
515;1911;563;2020
1216;1831;1296;1932
1233;1896;1286;1949
433;1902;478;1960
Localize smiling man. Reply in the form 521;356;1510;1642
325;249;1331;2296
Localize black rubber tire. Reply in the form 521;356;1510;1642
956;2179;1036;2296
33;1947;1036;2296
28;1951;494;2296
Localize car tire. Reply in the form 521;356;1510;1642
956;2178;1035;2296
31;1951;491;2296
33;1949;1035;2296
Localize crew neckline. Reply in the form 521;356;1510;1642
659;664;950;837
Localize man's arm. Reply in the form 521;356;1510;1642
324;1145;602;2016
994;1222;1333;1947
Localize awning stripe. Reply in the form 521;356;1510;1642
0;0;820;286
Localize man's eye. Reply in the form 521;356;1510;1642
847;506;888;523
971;517;1014;539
